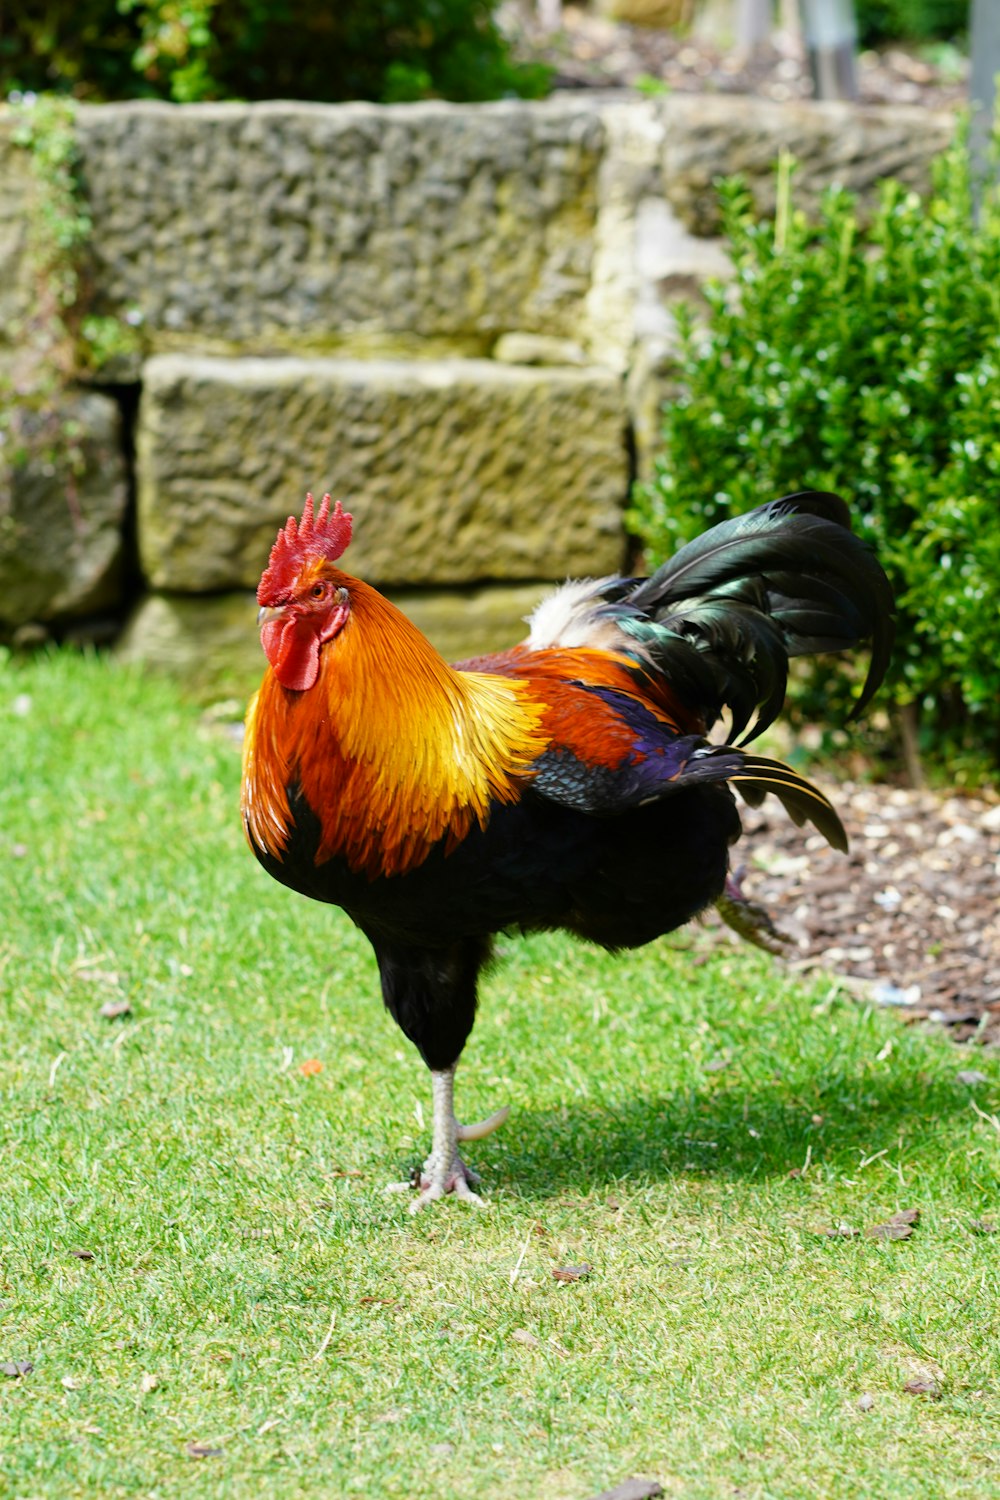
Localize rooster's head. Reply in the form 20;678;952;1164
256;492;354;691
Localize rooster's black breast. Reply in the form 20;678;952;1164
251;779;740;954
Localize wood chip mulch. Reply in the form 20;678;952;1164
711;781;1000;1046
512;10;968;112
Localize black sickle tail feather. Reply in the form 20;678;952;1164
624;491;895;742
655;741;849;852
727;754;848;852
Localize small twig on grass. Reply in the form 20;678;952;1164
48;1052;66;1088
312;1309;337;1362
509;1224;533;1288
970;1100;1000;1133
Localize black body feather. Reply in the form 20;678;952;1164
256;779;742;1070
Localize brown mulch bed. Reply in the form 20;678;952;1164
511;7;968;110
711;781;1000;1046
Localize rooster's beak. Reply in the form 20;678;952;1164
258;605;285;628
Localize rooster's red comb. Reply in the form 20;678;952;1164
257;493;353;604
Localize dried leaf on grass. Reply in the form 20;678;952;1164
866;1208;920;1240
186;1442;224;1459
589;1480;665;1500
552;1263;593;1283
970;1219;997;1235
817;1223;859;1239
903;1377;942;1400
1;1360;33;1377
866;1223;912;1241
99;998;131;1020
857;1393;875;1411
298;1058;323;1077
69;1249;95;1260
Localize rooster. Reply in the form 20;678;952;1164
242;490;892;1209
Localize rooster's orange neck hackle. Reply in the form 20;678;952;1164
242;493;549;879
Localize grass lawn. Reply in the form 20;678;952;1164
1;648;998;1499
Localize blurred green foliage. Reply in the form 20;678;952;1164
856;0;968;45
0;0;550;105
632;128;1000;776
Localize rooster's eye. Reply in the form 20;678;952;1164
311;583;326;599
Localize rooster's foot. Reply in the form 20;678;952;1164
410;1150;485;1212
386;1067;508;1212
716;869;792;956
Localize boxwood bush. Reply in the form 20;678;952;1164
632;127;1000;778
857;0;968;45
1;0;549;105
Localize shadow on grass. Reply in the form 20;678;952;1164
482;1068;973;1200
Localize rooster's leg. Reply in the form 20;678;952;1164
388;1065;509;1212
715;869;792;956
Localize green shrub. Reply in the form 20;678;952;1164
631;129;1000;776
1;0;549;106
856;0;968;45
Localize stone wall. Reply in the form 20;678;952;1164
0;93;952;693
78;99;605;363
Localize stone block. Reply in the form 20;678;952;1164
135;354;628;592
492;333;588;366
627;336;681;488
584;99;664;371
76;99;604;362
0;390;127;627
658;94;954;236
118;582;552;700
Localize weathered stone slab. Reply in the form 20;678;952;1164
399;581;551;663
76;99;603;360
626;201;733;482
136;354;628;592
0;390;127;627
118;582;551;700
658;94;954;235
1;95;955;377
584;99;663;372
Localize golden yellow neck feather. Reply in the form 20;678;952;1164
242;579;548;877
